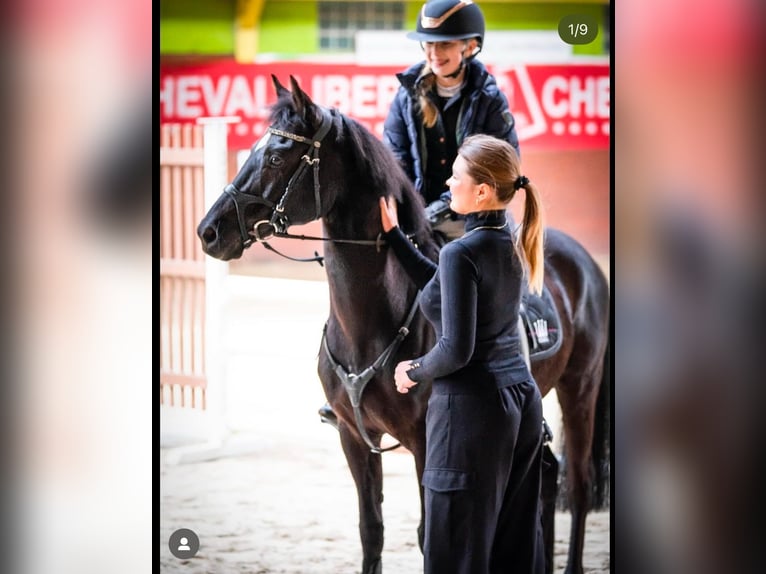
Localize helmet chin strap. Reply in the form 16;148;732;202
444;58;465;79
443;41;481;79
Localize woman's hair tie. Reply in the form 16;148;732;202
514;175;530;190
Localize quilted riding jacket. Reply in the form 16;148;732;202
383;59;520;204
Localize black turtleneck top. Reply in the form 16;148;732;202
386;210;530;391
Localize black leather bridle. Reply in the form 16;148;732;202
223;107;391;266
224;107;334;249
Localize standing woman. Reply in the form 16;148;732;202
380;134;545;574
383;0;519;238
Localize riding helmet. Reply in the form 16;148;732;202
407;0;485;45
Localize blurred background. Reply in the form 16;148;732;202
3;0;151;573
616;0;764;573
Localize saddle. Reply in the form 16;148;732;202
520;285;562;362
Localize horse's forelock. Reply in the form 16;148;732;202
268;94;305;131
268;97;344;143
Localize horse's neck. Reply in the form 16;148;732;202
324;244;387;313
322;218;413;341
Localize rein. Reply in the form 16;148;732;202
322;292;421;454
253;230;391;267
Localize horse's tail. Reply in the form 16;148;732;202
590;313;611;510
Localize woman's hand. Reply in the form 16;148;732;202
379;196;399;233
393;360;418;394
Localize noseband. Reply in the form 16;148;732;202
224;107;334;248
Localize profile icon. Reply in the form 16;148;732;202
169;528;199;559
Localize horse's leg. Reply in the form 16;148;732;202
339;424;384;574
556;371;601;574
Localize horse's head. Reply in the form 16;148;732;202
197;75;339;260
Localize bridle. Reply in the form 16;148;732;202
223;106;393;265
224;107;334;249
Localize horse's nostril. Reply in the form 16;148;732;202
201;226;217;244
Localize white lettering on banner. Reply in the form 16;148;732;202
177;76;203;118
160;64;609;149
541;75;610;119
162;74;276;120
253;76;270;118
225;76;255;116
200;76;230;116
569;77;594;118
351;75;376;118
314;76;350;115
595;77;610;118
542;76;569;119
160;77;173;117
377;76;401;117
311;75;401;119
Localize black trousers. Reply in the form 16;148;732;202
422;379;544;574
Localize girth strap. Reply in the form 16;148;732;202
321;292;421;454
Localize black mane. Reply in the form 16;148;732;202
339;114;433;242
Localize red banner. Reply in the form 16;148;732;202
160;60;609;151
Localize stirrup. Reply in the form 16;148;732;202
318;403;339;431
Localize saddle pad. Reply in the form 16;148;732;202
520;285;562;362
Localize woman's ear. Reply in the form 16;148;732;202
476;183;491;203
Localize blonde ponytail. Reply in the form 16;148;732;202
519;180;545;294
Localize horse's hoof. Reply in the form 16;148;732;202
363;558;382;574
318;403;339;431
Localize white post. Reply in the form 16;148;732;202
198;116;240;447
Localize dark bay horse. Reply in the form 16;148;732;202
197;76;610;574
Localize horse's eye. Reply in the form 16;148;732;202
269;155;283;167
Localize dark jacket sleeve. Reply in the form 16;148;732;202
384;226;437;289
483;90;520;158
407;242;478;382
382;89;416;182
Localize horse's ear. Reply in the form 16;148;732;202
271;74;290;99
289;75;315;118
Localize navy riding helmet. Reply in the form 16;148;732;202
407;0;486;48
